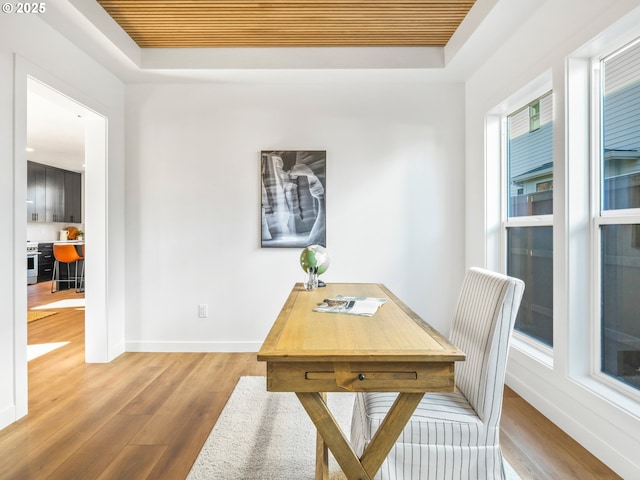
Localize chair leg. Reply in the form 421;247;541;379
52;259;83;293
76;259;85;293
51;260;58;293
66;263;71;291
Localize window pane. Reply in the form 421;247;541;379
507;226;553;346
602;40;640;211
507;92;554;217
601;225;640;390
529;101;540;131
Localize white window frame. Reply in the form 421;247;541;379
499;83;555;366
590;39;640;402
484;72;554;367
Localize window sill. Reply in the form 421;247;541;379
510;332;554;369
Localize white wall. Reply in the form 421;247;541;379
465;1;640;478
0;11;126;429
124;80;465;351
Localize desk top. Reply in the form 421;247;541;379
258;283;465;364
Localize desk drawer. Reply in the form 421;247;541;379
305;371;417;381
266;361;455;393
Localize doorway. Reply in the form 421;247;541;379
26;78;87;361
9;55;117;425
21;74;109;362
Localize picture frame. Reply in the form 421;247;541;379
261;150;326;248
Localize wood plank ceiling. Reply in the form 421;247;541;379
96;1;477;48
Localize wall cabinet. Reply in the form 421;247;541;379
27;162;46;222
45;167;64;222
27;161;82;223
64;171;82;223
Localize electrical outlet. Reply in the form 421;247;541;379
198;304;208;318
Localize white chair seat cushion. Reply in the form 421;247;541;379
351;391;489;451
351;391;504;480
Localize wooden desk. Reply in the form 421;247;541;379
258;283;465;480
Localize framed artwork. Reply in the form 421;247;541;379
261;150;326;248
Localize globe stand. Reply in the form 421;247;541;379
300;244;330;290
304;269;319;291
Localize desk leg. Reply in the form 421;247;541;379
298;391;425;480
315;393;329;480
297;392;370;480
316;428;329;479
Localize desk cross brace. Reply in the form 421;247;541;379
296;391;425;480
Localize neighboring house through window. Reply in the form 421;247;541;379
506;91;554;347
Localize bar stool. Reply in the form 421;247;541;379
51;244;83;293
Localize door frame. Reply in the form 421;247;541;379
13;56;115;419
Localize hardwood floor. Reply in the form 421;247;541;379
0;282;622;479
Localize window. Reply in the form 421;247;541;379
598;38;640;391
505;91;554;347
536;180;553;192
529;100;541;132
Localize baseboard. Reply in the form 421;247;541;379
125;341;262;353
108;341;125;361
0;404;17;431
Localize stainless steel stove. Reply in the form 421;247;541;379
27;242;39;285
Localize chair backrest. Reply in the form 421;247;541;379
449;267;525;427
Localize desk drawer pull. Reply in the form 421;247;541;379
358;373;366;381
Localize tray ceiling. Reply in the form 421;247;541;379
96;0;477;48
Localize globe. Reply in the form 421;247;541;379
299;245;330;275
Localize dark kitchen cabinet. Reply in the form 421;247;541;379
64;171;82;223
27;161;82;224
27;162;46;222
37;243;54;282
45;167;64;223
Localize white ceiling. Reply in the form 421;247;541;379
27;79;86;173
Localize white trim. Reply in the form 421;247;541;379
591;371;640;406
0;406;16;430
125;342;262;353
597;210;640;222
589;33;640;402
485;113;502;272
498;77;555;351
511;333;554;369
486;70;554;276
589;53;605;387
9;53;122;427
504;215;553;227
13;55;29;422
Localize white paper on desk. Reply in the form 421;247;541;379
313;296;387;317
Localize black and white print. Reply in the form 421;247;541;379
261;150;326;248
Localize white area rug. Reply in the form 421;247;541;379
187;376;520;480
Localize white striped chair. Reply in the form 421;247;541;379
350;268;525;480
